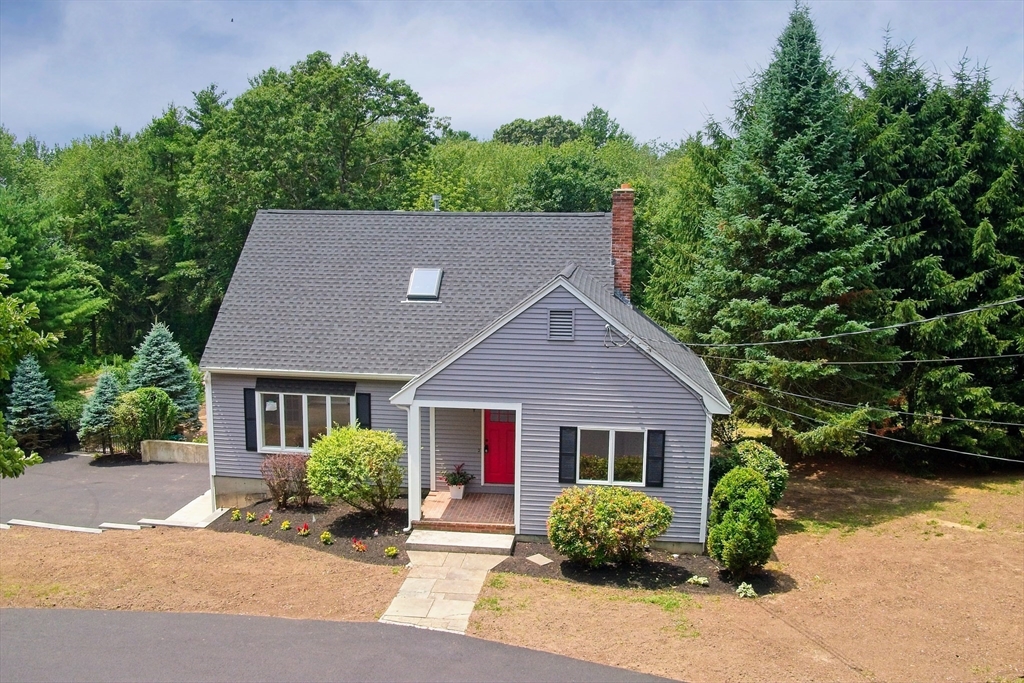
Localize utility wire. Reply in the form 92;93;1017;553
649;297;1023;348
718;387;1024;464
711;371;1024;428
695;353;1024;366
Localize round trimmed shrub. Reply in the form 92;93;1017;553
306;425;404;515
548;486;673;567
111;387;179;456
707;467;777;577
735;440;788;507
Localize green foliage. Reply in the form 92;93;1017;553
6;355;56;451
509;140;617;212
547;486;673;567
111;387;179;455
306;425;405;514
78;371;122;453
126;323;200;421
685;575;710;586
231;508;241;522
676;7;900;456
736;582;757;598
707;468;778;576
260;452;312;509
708;449;742;496
735;440;789;507
0;412;43;478
442;463;474;486
0;258;57;382
493;115;582;147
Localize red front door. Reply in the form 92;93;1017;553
484;410;515;485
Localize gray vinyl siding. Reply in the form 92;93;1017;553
209;374;412;481
412;286;709;543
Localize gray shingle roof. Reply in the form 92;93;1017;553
201;210;614;375
564;266;730;411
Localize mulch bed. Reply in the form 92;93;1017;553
494;541;788;596
208;498;411;566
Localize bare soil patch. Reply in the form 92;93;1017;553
208;499;410;565
0;527;405;621
470;460;1024;683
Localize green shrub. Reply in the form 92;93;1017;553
707;467;777;577
547;486;673;567
708;448;742;495
79;371;123;454
260;452;312;508
111;387;179;456
126;323;200;423
306;425;405;515
735;440;788;507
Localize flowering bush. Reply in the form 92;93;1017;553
384;546;398;558
320;531;334;545
230;509;241;522
351;537;367;552
297;523;310;537
280;520;291;531
259;513;272;526
245;511;256;523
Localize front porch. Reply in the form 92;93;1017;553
415;490;514;534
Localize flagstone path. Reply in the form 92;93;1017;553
379;550;506;633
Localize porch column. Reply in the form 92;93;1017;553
407;402;422;527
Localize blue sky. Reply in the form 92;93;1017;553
1;0;1021;147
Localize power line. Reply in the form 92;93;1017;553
712;372;1024;428
696;353;1024;366
654;297;1023;348
718;387;1024;464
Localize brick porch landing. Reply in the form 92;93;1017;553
415;491;514;534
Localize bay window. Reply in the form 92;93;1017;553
258;392;354;451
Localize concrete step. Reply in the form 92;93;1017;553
412;519;515;535
406;529;516;555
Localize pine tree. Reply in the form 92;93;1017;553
856;42;1023;460
126;322;199;421
6;355;56;452
78;371;122;454
677;6;899;456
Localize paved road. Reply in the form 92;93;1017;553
0;609;670;682
0;452;210;527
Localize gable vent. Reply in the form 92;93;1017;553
548;309;575;341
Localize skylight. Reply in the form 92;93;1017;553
407;268;443;300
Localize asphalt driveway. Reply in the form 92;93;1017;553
0;452;210;528
0;609;669;682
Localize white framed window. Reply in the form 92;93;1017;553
257;392;355;452
576;427;646;486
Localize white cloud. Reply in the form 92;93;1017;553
1;0;1021;146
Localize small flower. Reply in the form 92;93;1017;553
297;523;310;537
230;509;241;522
384;546;399;558
280;520;291;531
351;537;367;552
259;513;272;526
320;531;334;545
245;511;256;523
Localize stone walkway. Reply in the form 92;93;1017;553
379;550;505;633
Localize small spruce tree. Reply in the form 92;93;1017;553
126;322;199;422
79;371;122;454
6;355;56;452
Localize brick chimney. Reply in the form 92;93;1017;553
611;184;635;299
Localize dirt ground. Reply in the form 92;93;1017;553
470;460;1024;683
0;526;405;621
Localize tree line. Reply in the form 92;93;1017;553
2;5;1021;464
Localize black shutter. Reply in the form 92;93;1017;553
243;388;257;451
646;430;665;487
558;427;577;484
356;393;372;429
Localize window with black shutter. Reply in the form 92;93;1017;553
243;388;257;451
356;393;372;429
558;427;577;483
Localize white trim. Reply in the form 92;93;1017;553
407;403;422;527
408;399;521;411
699;412;713;543
201;366;416;382
204;371;216;479
575;426;647;487
514;407;522;534
255;391;355;453
429;407;436;492
389;278;730;415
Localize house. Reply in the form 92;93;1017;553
200;186;730;552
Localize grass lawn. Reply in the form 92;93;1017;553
468;458;1023;683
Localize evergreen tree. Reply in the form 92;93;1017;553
1;412;42;478
677;6;899;456
6;355;56;452
126;322;199;421
855;42;1023;460
78;371;122;454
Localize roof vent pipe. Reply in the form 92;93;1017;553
431;194;441;212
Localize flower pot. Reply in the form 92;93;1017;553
449;484;465;499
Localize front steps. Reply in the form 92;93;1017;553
406;529;516;555
412;519;515;535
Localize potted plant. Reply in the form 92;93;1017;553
442;463;475;499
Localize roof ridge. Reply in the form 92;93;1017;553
258;209;610;217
